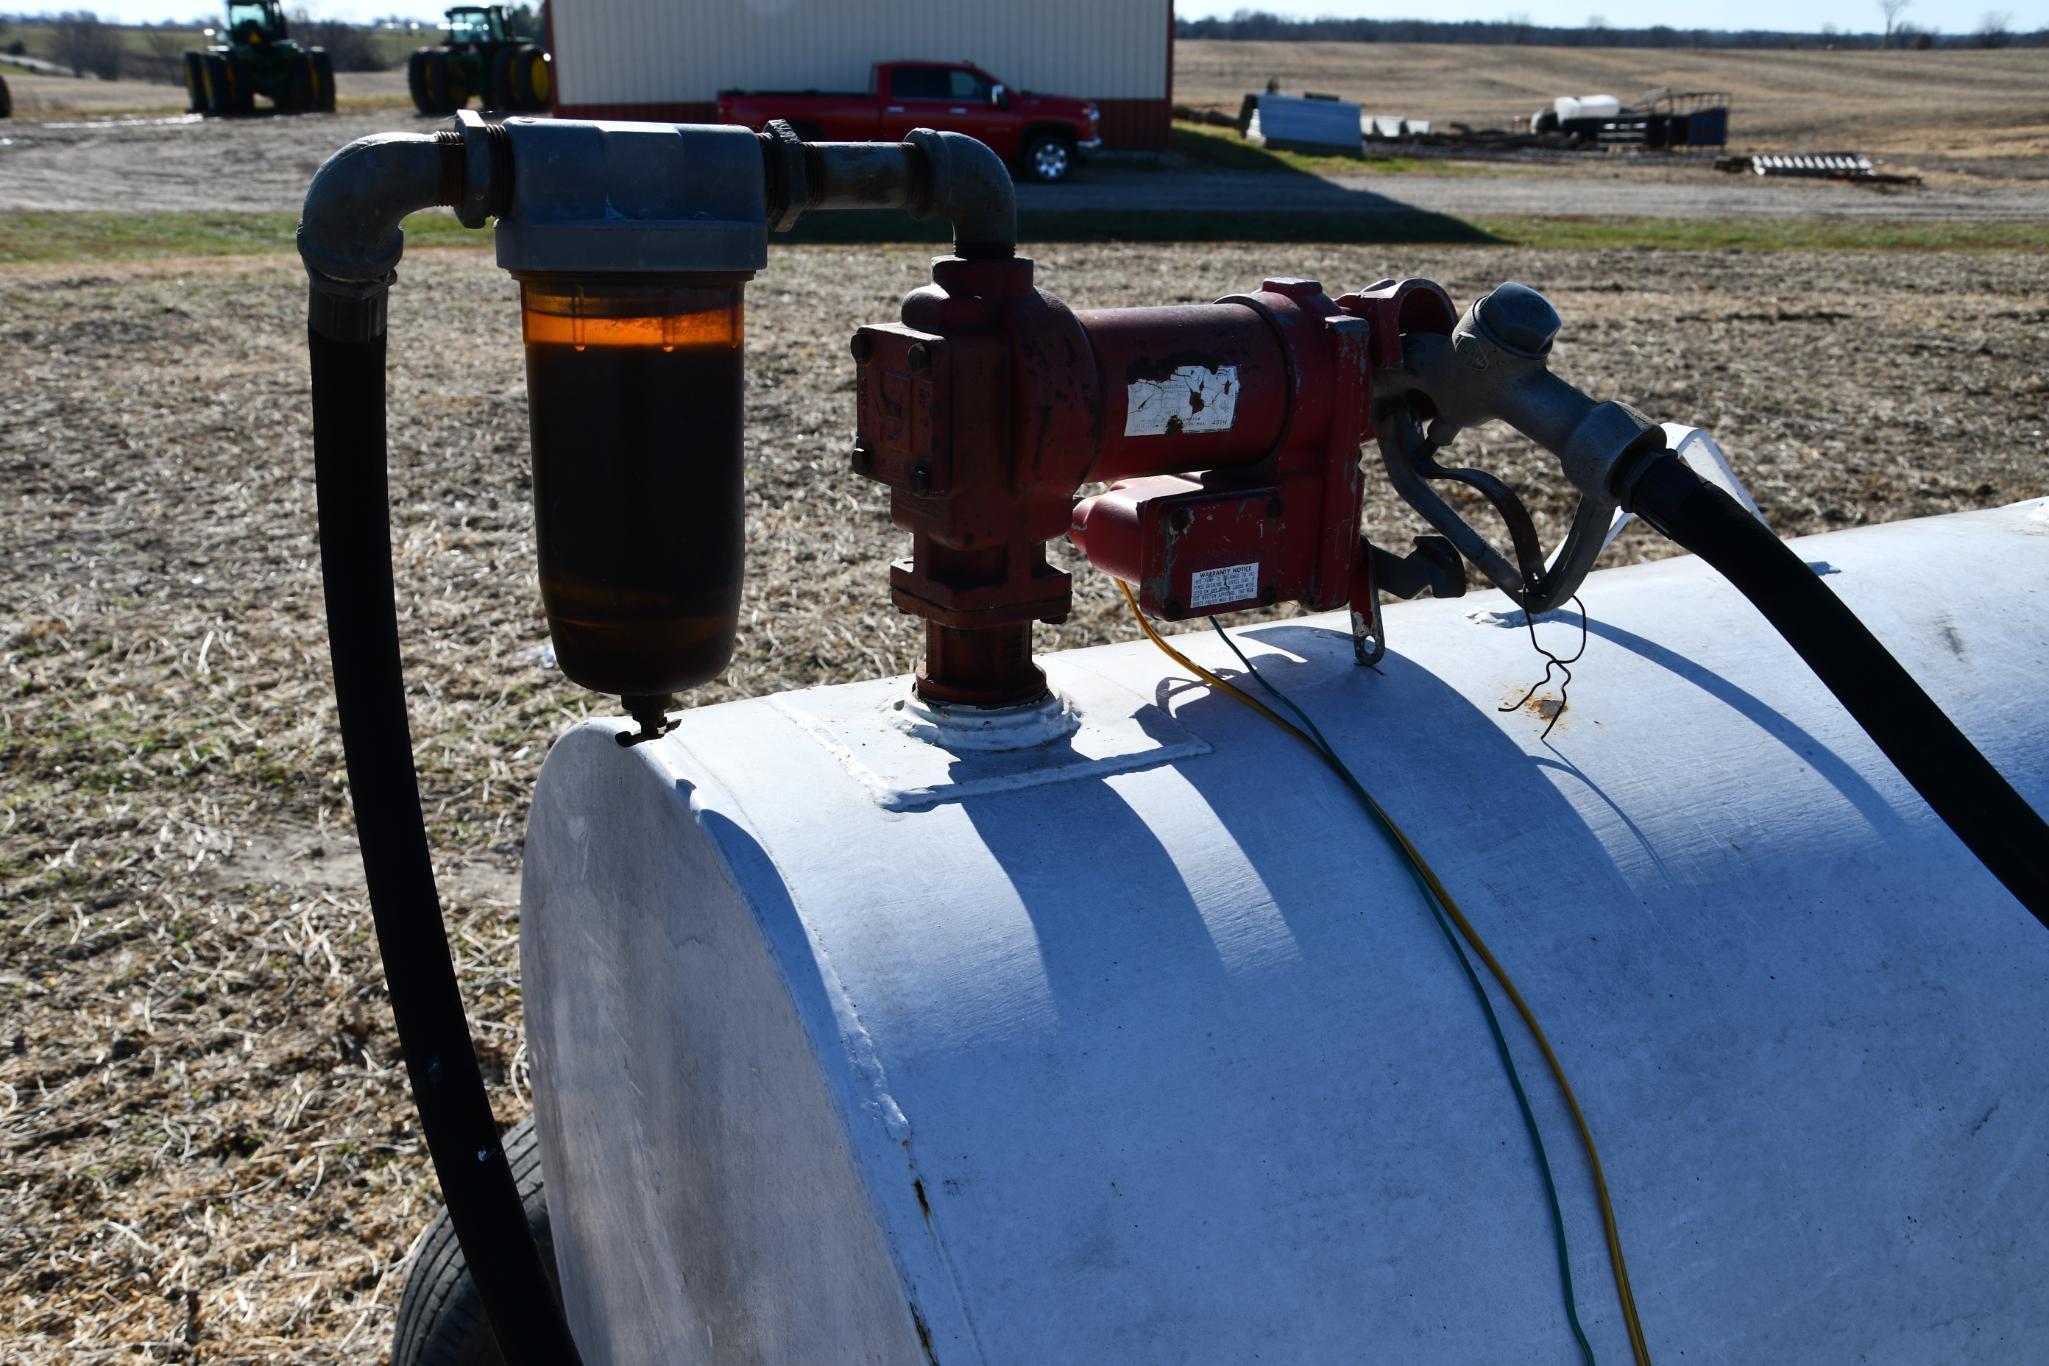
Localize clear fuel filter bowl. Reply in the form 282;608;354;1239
517;275;746;734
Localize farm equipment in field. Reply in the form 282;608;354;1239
407;5;550;115
183;0;334;117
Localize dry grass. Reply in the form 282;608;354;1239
2;242;2045;1359
1175;40;2049;172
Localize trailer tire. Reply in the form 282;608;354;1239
183;53;208;114
1020;131;1077;183
392;1116;561;1366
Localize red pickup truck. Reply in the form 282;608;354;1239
718;61;1102;183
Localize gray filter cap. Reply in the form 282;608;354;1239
494;119;769;276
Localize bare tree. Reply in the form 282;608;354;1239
290;12;389;71
52;11;123;79
1975;10;2011;46
1878;0;1911;46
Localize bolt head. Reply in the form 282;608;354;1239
910;462;932;493
1262;277;1324;302
906;342;932;375
1475;282;1561;356
850;331;873;363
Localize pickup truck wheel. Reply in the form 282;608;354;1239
1022;133;1075;184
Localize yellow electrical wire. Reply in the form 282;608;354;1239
1117;580;1652;1366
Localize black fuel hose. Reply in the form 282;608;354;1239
1623;451;2049;924
310;318;584;1364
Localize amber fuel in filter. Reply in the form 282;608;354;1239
518;275;746;740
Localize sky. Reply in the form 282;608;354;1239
25;0;2049;34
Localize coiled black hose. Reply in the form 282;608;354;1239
1624;451;2049;923
309;318;583;1365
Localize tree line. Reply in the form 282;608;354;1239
1175;8;2045;50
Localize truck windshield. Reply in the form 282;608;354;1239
890;67;992;102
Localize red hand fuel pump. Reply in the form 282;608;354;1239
850;267;1468;702
298;114;2046;1364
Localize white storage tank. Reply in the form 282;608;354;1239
522;502;2049;1363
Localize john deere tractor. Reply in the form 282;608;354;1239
407;6;550;115
183;1;335;116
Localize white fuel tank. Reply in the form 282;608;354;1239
521;501;2049;1365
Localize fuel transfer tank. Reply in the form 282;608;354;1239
521;501;2049;1365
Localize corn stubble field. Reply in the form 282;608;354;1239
1;233;2045;1359
1175;40;2049;174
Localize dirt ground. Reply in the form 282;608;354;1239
8;105;2049;222
1176;40;2049;177
2;241;2045;1360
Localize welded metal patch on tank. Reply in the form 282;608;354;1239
1125;365;1239;437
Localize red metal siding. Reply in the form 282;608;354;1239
1096;98;1172;150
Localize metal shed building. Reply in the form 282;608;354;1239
547;0;1175;149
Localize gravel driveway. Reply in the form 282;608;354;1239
7;107;2049;221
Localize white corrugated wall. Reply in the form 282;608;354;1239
551;0;1170;107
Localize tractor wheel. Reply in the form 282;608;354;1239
284;53;315;113
225;56;256;115
183;52;208;113
407;48;437;114
311;49;336;112
489;47;517;110
391;1116;561;1366
432;51;471;113
510;46;551;112
202;54;240;117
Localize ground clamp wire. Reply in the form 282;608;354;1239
1120;581;1652;1366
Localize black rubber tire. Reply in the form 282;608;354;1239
392;1116;561;1366
432;51;470;113
0;73;12;120
284;53;315;114
182;53;207;114
407;49;436;114
509;47;550;112
489;47;517;111
312;49;336;112
225;56;255;114
1020;131;1076;183
202;54;239;117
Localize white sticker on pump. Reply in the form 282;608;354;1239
1188;562;1259;609
1124;365;1240;437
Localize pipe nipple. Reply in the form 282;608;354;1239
616;693;680;748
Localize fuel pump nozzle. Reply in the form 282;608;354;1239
1371;280;1666;614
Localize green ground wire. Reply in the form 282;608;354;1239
1207;618;1599;1366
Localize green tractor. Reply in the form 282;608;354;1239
407;6;551;115
183;1;335;117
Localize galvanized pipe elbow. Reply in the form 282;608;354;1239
298;130;460;286
904;128;1016;258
